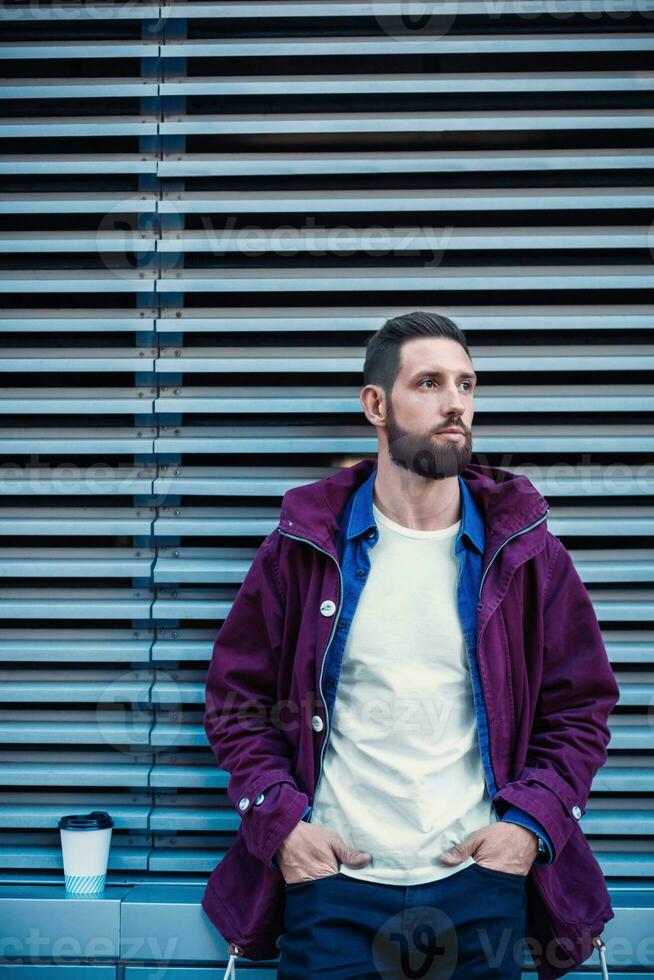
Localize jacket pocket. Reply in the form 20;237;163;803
531;821;611;927
203;830;286;959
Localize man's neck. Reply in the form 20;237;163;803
372;460;462;532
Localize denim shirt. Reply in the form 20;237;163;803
301;466;553;864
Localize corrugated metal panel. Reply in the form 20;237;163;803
0;0;652;973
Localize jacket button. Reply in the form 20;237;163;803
238;797;250;811
311;715;324;732
572;804;582;819
320;600;336;616
254;793;265;805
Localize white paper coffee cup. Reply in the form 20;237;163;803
58;810;114;893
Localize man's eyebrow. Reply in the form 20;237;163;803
410;369;477;383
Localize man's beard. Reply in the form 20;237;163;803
385;399;473;480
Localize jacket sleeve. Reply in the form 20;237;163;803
492;534;620;863
202;532;309;870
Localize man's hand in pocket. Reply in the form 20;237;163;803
274;821;373;885
436;822;538;876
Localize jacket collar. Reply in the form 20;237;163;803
345;463;485;555
278;457;549;559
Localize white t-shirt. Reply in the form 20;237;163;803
310;500;498;885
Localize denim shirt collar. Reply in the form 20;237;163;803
344;466;485;556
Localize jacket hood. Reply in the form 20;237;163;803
277;457;550;555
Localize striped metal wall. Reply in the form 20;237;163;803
0;0;653;975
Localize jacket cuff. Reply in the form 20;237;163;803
238;778;309;871
492;766;583;864
499;804;554;864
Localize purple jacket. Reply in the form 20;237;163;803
202;458;620;979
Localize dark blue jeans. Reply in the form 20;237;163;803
277;862;528;979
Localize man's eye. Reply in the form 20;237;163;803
419;379;473;391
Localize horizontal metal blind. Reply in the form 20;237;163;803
0;0;652;968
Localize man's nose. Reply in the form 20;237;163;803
443;386;466;418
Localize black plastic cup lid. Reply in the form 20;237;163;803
58;810;114;831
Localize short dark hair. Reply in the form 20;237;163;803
363;311;471;398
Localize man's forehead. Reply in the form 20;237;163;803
399;336;472;369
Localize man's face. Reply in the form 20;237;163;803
382;336;476;480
